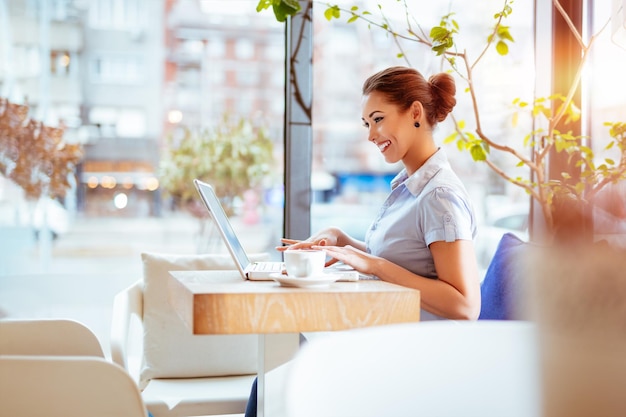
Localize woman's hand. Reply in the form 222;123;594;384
312;244;381;275
276;227;345;252
277;227;368;268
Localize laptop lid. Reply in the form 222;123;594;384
193;179;253;278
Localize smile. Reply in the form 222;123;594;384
377;140;391;152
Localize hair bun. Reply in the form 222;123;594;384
428;73;457;123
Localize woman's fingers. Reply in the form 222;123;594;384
324;258;339;267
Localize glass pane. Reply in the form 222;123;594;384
312;0;534;271
0;0;284;352
588;0;626;246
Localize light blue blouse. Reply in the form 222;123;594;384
365;148;477;320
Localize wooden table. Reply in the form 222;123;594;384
168;270;421;417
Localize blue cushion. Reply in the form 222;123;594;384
478;233;528;320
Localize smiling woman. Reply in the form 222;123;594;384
306;0;536;254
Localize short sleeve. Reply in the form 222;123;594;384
420;187;475;246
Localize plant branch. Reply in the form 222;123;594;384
470;0;511;70
548;0;610;131
289;1;313;121
553;0;584;48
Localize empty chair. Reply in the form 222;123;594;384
111;252;282;416
0;318;104;357
111;278;256;417
282;320;541;417
0;355;148;417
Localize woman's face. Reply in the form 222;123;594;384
361;91;415;166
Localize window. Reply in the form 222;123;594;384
90;54;144;84
88;0;143;30
234;38;255;60
50;51;71;76
588;0;626;240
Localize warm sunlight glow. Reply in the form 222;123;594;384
168;110;183;124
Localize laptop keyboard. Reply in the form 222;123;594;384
252;262;284;272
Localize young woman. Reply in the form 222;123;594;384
245;66;481;417
284;66;481;320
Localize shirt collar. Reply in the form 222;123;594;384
390;148;448;196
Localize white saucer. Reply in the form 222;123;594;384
269;273;340;288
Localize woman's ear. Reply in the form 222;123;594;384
411;101;423;119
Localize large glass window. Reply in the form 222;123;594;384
588;0;626;245
0;0;285;353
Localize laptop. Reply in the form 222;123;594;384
194;179;284;280
194;179;362;281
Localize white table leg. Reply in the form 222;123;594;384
257;333;300;417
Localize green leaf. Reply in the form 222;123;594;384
430;26;449;40
496;40;509;55
443;131;458;144
256;0;272;12
470;144;487;161
282;0;300;11
271;0;300;22
497;26;515;42
432;44;447;55
324;6;340;21
575;182;585;195
347;14;358;23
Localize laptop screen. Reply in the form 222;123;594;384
193;179;251;272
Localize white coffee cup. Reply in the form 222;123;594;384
284;249;326;278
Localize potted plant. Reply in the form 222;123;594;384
159;114;276;219
257;0;626;243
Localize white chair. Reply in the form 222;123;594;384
282;320;541;417
0;318;104;357
0;355;148;417
110;250;258;417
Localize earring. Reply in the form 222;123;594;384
414;121;420;128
